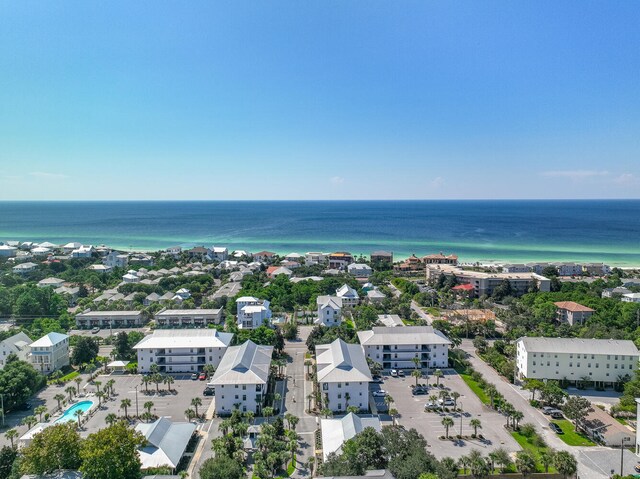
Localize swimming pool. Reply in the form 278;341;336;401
55;400;94;423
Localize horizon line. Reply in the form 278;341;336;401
0;198;639;203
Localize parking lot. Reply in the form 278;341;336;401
370;369;520;459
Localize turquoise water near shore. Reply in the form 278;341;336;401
0;200;638;266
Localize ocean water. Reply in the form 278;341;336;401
0;200;638;266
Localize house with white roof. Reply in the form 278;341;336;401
209;340;274;415
134;329;234;374
29;332;69;373
62;242;82;254
174;288;191;300
305;252;327;265
30;247;51;257
0;332;32;369
210;246;228;261
236;296;272;329
336;284;360;308
516;337;640;387
0;245;17;257
104;250;128;269
135;417;196;472
321;413;382;461
316;296;343;326
357;326;452;370
347;263;373;278
602;287;632;298
12;262;38;274
71;245;94;258
316;339;372;413
75;309;144;328
122;270;140;283
37;277;65;289
377;314;404;328
154;308;223;327
366;289;386;303
622;293;640;303
88;264;112;274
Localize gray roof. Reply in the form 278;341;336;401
76;310;142;317
155;308;222;317
336;284;359;299
357;326;452;347
518;337;640;356
1;331;33;352
21;472;83;479
321;413;382;460
317;295;343;309
210;340;273;385
135;417;196;469
377;314;404;328
316;339;372;383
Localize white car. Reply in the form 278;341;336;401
390;369;398;377
372;390;387;397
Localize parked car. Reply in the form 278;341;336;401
190;373;198;380
203;387;215;396
372;375;383;383
549;422;564;434
440;398;455;406
397;370;405;377
634;464;640;473
541;406;555;414
91;327;100;334
425;401;438;409
412;387;428;396
390;369;398;377
550;411;564;419
198;372;208;381
372;390;387;397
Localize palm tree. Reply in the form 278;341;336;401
120;398;132;418
142;411;153;423
493;447;512;473
451;391;461;409
74;377;83;395
411;369;422;387
427;394;438;411
347;405;359;414
164;375;174;392
191;397;202;417
458;455;471;475
74;409;84;428
502;403;515;428
185;408;196;422
468;449;490;479
487;451;498;473
434;369;444;387
5;429;18;448
470;418;482;436
245;410;255;424
54;393;65;410
484;384;497;408
321;408;333;418
539;449;555;473
65;386;76;402
34;405;47;422
143;400;153;415
285;413;299;431
306;393;314;413
553;450;577;479
442;416;454;438
94;380;102;393
203;364;216;376
411;356;421;370
96;391;106;407
105;413;117;426
153;373;163;393
515;451;536;478
389;407;399;426
384;394;394;412
512;410;524;430
262;406;274;423
439;390;448;412
22;415;37;429
344;392;350;410
106;379;116;396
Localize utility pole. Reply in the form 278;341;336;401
621;436;630;476
134;385;139;418
459;402;463;436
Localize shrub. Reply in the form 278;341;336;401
519;423;536;438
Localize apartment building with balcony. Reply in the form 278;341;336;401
154;308;223;328
316;339;372;413
75;309;144;328
209;340;273;415
357;326;452;371
29;332;69;374
134;329;234;374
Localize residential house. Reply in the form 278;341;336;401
166;245;183;256
54;286;80;306
75;310;144;328
581;405;632;447
602;287;632;298
366;289;386;303
316;339;372;412
104;251;128;269
347;263;373;278
370;251;393;265
515;337;640;387
422;252;458;265
554;301;595;326
622;293;640;303
134;329;234;373
29;332;70;374
336;284;359;308
393;255;423;273
135;417;196;472
144;292;161;306
123;270;140;283
236;297;272;329
321;413;382;461
0;332;32;369
88;264;112;274
357;326;451;370
553;262;583;276
37;277;65;288
253;251;276;263
12;262;38;274
502;264;531;273
583;263;611;276
154;308;223;328
377;314;404;328
209;340;273;415
210;246;228;261
305;252;328;265
267;266;293;278
328;252;354;270
0;245;17;257
71;245;94;258
316;296;343;326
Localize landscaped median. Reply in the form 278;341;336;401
458;371;491;405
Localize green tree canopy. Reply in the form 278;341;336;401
80;422;145;479
20;423;82;475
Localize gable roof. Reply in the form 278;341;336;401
517;337;640;356
321;413;382;460
316;339;372;383
30;332;68;347
357;326;452;347
336;284;359;299
210;340;273;385
1;332;33;352
135;417;196;469
317;295;343;309
553;301;595;313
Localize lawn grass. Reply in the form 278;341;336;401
425;307;441;316
458;372;490;405
511;431;557;473
551;419;596;446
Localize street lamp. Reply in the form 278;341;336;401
621;436;630;476
459;402;463;436
134;385;139;418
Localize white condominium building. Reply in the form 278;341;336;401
516;337;639;386
0;332;32;369
316;339;372;413
235;296;272;329
29;332;70;374
154;308;224;328
134;329;234;374
209;340;273;415
357;326;451;371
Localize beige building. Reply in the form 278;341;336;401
554;301;594;326
154;308;223;328
75;309;144;328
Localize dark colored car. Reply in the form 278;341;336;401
412;387;428;396
203;387;215;396
372;375;383;383
549;422;564;434
550;411;564;419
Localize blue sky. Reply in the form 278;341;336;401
0;1;639;200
